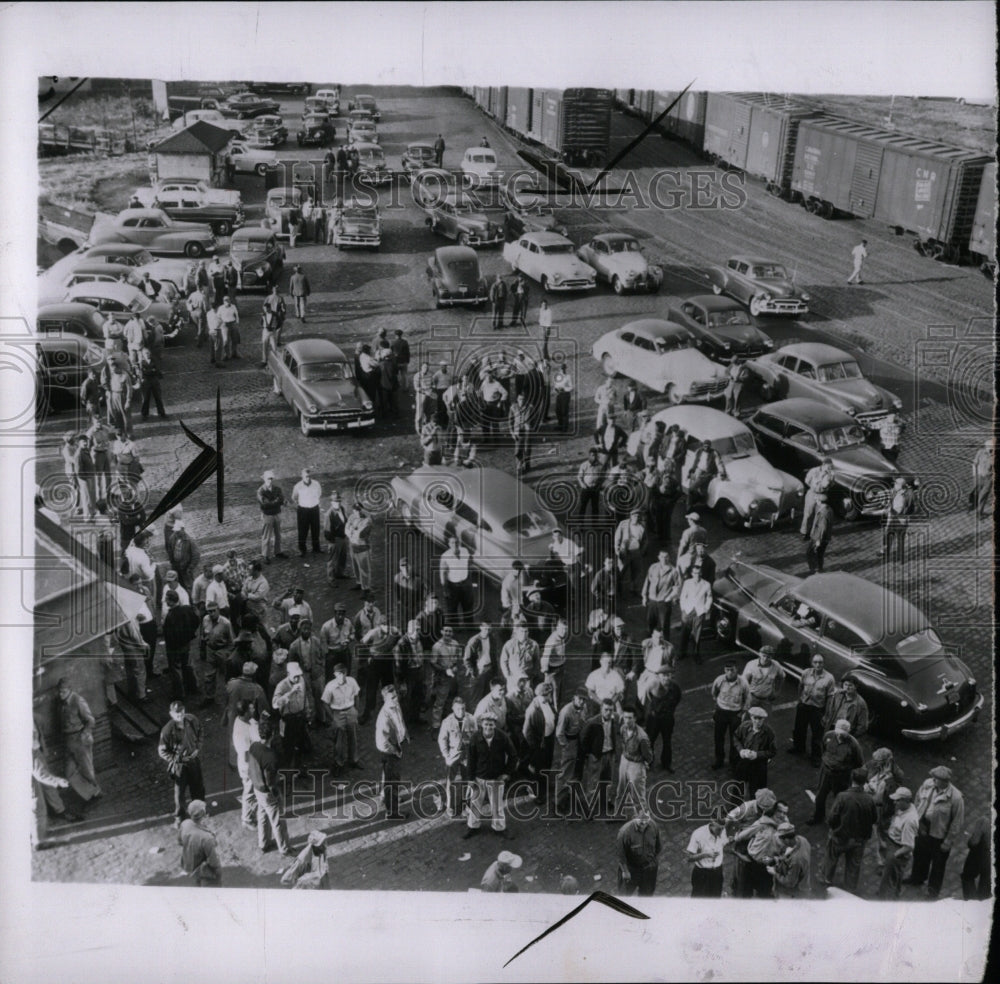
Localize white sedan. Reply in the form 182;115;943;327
502;231;596;292
592;318;728;403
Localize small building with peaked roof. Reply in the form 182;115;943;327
149;120;234;186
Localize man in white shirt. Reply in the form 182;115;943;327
439;535;474;620
374;685;409;820
218;296;240;360
541;618;569;706
160;570;191;620
678;564;713;663
500;560;526;621
847;238;868;284
125;529;156;592
686;812;729;897
632;628;673;699
552;361;573;432
614;509;647;600
594;378;615;433
231;700;261;828
321;663;361;776
585;652;626;708
742;645;786;710
291;467;323;556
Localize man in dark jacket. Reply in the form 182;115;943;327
463;715;517;838
324;491;349;582
733;706;777;798
178;799;221;887
509;276;529;328
158;701;205;829
810;719;864;824
162;590;201;700
489;275;507;330
579;699;620;819
822;766;877;894
642;667;682;772
522;681;557;805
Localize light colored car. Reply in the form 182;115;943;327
390;466;560;583
87;208;217;258
268;336;375;436
576;232;663;295
348;118;379;145
314;88;341;114
592;318;727;402
38;263;178;307
64;281;175;327
69;244;189;292
226;141;277;176
708;255;810;317
628;405;804;528
266;186;302;239
747;342;903;437
133;179;241;209
503;231;596;292
461;146;502;186
333;200;381;249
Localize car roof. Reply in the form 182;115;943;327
676;294;745;312
754;398;858;429
351;141;382;151
231;228;276;243
774;342;853;363
84;242;149;256
407;142;434;150
36;303;107;321
267;186;301;198
67;281;140;300
116;208;169;220
156;177;207;184
729;255;788;266
284;337;348;363
622;318;691;341
649;404;751;441
593;232;638;244
435;245;479;263
61;263;132;278
793;572;928;642
521;231;571;245
403;465;547;518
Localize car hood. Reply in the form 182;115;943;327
300;381;366;408
340;215;379;234
456;213;496;231
830;445;899;482
707;321;768;346
824;379;887;412
657;348;726;380
541;255;595;278
722;454;800;497
601;253;649;276
756;277;805;298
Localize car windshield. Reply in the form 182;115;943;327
711;432;757;458
707;310;752;327
300;362;351;382
895;627;943;657
752;264;788;279
447;260;478;275
502;510;551;537
817;424;867;451
234;240;267;253
359;149;385;163
342;206;376;219
607;238;639;253
269;194;299;207
817;360;864;382
410;147;434;158
127;296;150;313
539;242;574;255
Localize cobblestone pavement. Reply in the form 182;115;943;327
32;86;994;898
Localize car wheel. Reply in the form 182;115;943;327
663;383;681;404
718;499;743;529
601;353;616;377
298;411;311;436
184;241;204;258
541;275;551;293
255;163;268;176
214;220;232;237
648;278;661;295
271;373;280;395
711;283;722;295
749;295;764;318
458;232;470;247
612;275;624;295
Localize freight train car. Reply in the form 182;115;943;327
702;93;818;195
489;86;508;125
968;161;995;274
473;87;490;112
506;87;533;136
538;88;613;165
792;116;992;258
652;89;707;150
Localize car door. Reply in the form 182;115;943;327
631;334;659;389
784;422;822;473
733;261;753;303
765;590;818;668
749;410;788;464
280;350;299;406
816;615;864;678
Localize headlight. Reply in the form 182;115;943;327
764;339;774;348
796;487;805;498
749;500;760;511
916;702;928;711
846;407;858;416
307;404;318;414
760;291;772;300
899;699;909;707
723;343;731;350
553;273;563;284
968;676;976;686
362;400;373;410
892;397;902;410
800;291;810;301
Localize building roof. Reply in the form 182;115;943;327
153;120;234;155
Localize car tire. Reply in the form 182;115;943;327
759;379;776;402
214;220;232;237
541;275;550;293
718;499;743;529
648;278;661;295
255;163;268;176
612;275;624;295
663;383;680;404
749;295;764;318
184;241;204;258
298;411;311;437
601;353;616;377
711;283;722;295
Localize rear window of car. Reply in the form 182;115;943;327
502;510;550;537
447;260;477;274
895;628;943;657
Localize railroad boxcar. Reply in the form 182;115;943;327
473;87;490;112
490;86;508;125
652;89;707;149
538;88;613;165
506;87;533;136
968;161;995;274
529;89;546;143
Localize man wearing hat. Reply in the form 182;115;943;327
290;618;326;728
522;681;557;805
375;685;410;821
823;766;877;894
730;787;783;897
272;661;311;773
257;469;287;564
805;491;834;574
224;658;269;729
205;564;230;616
322;663;362;776
289;264;310;320
617;807;662;896
324;491;350;582
438;695;478;817
907;766;965;899
809;718;863;825
522;584;557;649
198;600;235;705
686;438;727;512
710;659;749;771
676;511;707;560
878;786;919;899
321;602;355;679
464;713;517;838
741;645;785;711
769;822;812;898
178;800;220;887
823;676;869;737
281;829;330;889
481;850;522;892
733;704;777;797
800;457;835;538
167;519;201;592
554;687;590;814
274;585;313;625
158;701;205;829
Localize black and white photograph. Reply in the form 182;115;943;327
1;3;995;982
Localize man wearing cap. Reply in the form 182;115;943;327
769;822;812;898
324;491;350;582
162;588;201;701
281;829;330;889
429;626;463;729
907;766;965;899
710;660;749;771
273;611;302;657
500;621;541;693
522;681;557;805
809;719;864;825
878;786;919;899
290;618;326;728
823;766;877;894
676;511;707;560
274;586;314;625
321;603;355;680
346;501;373;593
790;653;837;765
272;661;311;773
322;663;361;776
464;713;517;838
740;646;785;711
291;467;323;557
805;491;834;574
178;800;221;887
158;701;205;829
554;687;589;814
375;685;410;821
224;660;269;730
257;470;287;563
733;705;776;796
729;788;783;897
247;717;292;855
823;676;869;737
617;808;662;896
678;564;713;663
686;811;729;897
198;600;235;705
800;458;835;538
438;695;478;817
864;747;905;868
481;850;522;892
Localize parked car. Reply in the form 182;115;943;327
503;231;596;292
390;466;561;583
424;192;504;247
301;96;331;119
134;179;242;210
226;142;278;176
500;186;567;238
348;94;381;121
129;190;244;237
88;209;217;258
38;263;178;307
745;398;901;520
64;282;175;328
244;114;288;147
708;255;810;317
35;303;107;341
426;245;489;308
332;200;381;249
351;142;391;185
746;342;904;451
229;228;284;291
400;142;437;178
461;146;502;186
219;92;282;119
68;244;190;292
576;233;663;294
411;167;457;207
314;88;341;114
36;336;107;415
627;405;803;527
297;114;335;147
265;187;302;240
268;336;375;435
592;318;728;402
713;560;984;740
243;81;310;96
664;294;775;362
348;117;379;145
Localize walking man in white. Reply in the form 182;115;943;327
847;239;868;284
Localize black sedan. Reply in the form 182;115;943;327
712;559;984;741
745;398;900;519
36;336;107;415
219;92;282;119
664;294;774;362
426;245;488;308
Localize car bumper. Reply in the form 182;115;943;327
900;694;984;740
543;278;596;291
437;292;488;306
303;413;376;432
743;504;797;528
334;234;381;247
756;298;809;315
358;170;392;186
682;381;728;402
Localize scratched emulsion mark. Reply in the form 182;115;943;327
503;891;648;968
